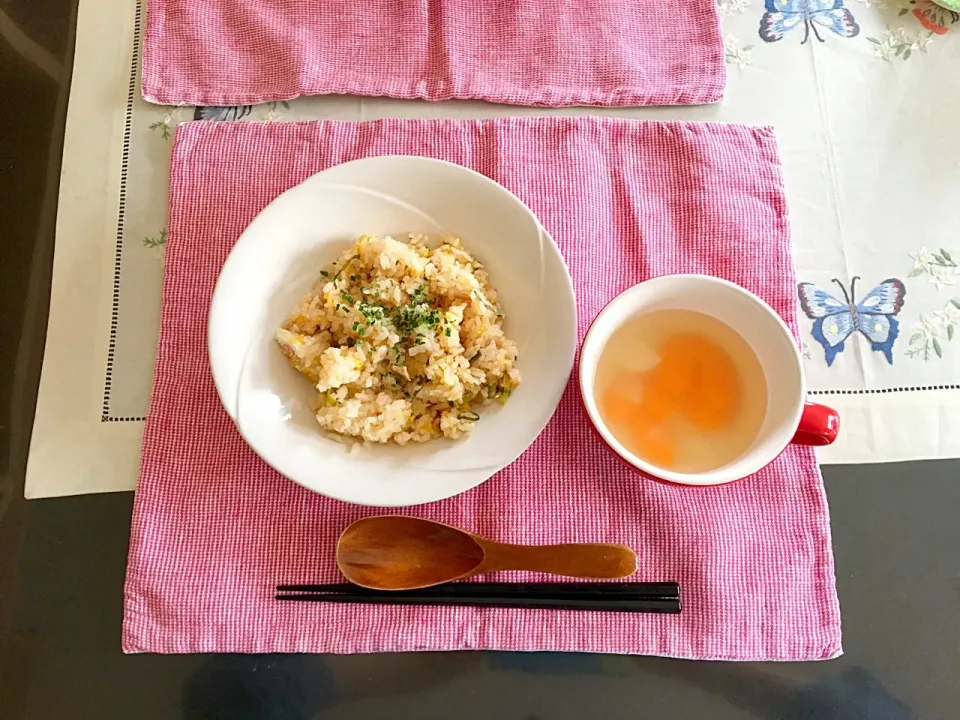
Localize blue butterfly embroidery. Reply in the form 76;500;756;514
797;277;906;367
194;106;253;122
760;0;860;44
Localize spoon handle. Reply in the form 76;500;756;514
475;542;637;579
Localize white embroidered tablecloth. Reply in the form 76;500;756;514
26;0;960;497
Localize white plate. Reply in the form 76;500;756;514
208;156;577;506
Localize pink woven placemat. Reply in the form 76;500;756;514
123;117;841;659
141;1;725;107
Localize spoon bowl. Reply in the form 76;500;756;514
337;516;638;591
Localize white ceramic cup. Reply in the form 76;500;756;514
578;275;839;486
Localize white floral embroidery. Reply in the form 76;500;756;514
908;247;958;284
928;266;955;291
906;248;960;360
910;246;936;274
853;0;910;10
724;36;754;68
934;302;960;328
907;301;960;360
868;27;934;61
919;314;942;340
717;0;751;16
148;107;190;140
260;100;291;122
907;313;942;359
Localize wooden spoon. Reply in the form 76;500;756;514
336;515;638;591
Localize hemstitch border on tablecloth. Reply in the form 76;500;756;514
101;0;145;424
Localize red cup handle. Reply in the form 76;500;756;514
791;401;840;446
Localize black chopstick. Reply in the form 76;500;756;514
276;582;680;599
274;582;681;614
275;592;680;614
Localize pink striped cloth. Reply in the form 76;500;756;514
141;1;725;107
123;117;841;659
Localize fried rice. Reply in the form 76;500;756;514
276;234;520;444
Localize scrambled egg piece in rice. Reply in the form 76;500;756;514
276;234;520;444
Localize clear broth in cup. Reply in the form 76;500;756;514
594;309;768;474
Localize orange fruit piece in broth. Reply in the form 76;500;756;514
603;373;676;466
616;334;741;468
616;371;647;405
635;376;673;424
650;335;700;407
639;333;739;430
631;420;675;468
601;388;640;427
679;337;741;430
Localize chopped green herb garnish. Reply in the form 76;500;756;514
358;302;385;325
320;270;329;278
473;289;503;318
458;412;480;422
341;293;356;305
393;300;439;337
444;327;452;337
330;256;358;284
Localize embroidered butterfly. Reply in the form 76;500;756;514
194;106;253;122
797;277;906;367
760;0;860;44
